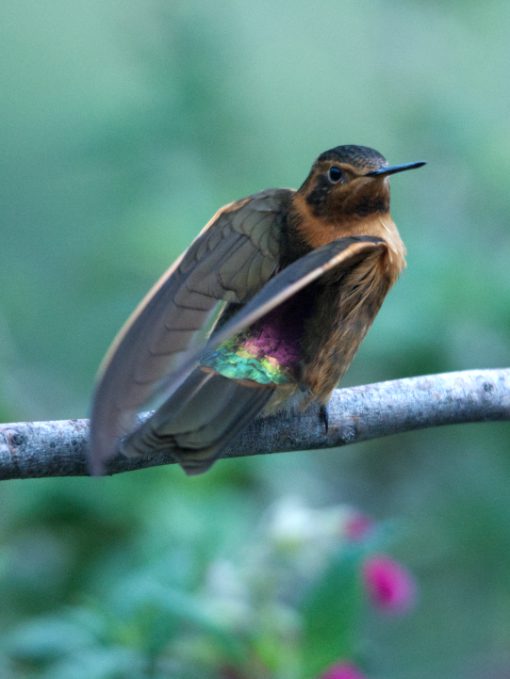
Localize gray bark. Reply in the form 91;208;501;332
0;369;508;480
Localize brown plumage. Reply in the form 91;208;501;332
89;145;425;475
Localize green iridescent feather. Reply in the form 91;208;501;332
201;337;291;385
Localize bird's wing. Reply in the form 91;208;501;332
89;189;288;472
120;236;387;476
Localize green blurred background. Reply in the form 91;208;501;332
1;1;510;677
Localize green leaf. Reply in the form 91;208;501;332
299;545;365;678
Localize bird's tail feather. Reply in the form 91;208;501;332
121;368;274;475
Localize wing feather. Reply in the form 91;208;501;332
89;189;289;472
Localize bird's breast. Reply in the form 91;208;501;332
299;249;396;401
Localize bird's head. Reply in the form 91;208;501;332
298;145;425;227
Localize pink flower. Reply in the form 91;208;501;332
320;661;367;679
344;513;374;541
362;555;416;614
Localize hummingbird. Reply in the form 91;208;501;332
89;145;425;475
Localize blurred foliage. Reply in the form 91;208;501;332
1;1;510;677
1;498;400;679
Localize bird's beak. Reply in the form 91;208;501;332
366;161;426;177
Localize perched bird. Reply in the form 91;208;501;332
89;145;425;475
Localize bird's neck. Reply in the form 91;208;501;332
287;192;406;281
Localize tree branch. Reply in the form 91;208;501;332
0;369;509;480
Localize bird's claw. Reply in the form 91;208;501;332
319;404;329;434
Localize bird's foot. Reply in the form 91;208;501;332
319;404;329;434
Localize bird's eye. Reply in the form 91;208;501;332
328;166;344;183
